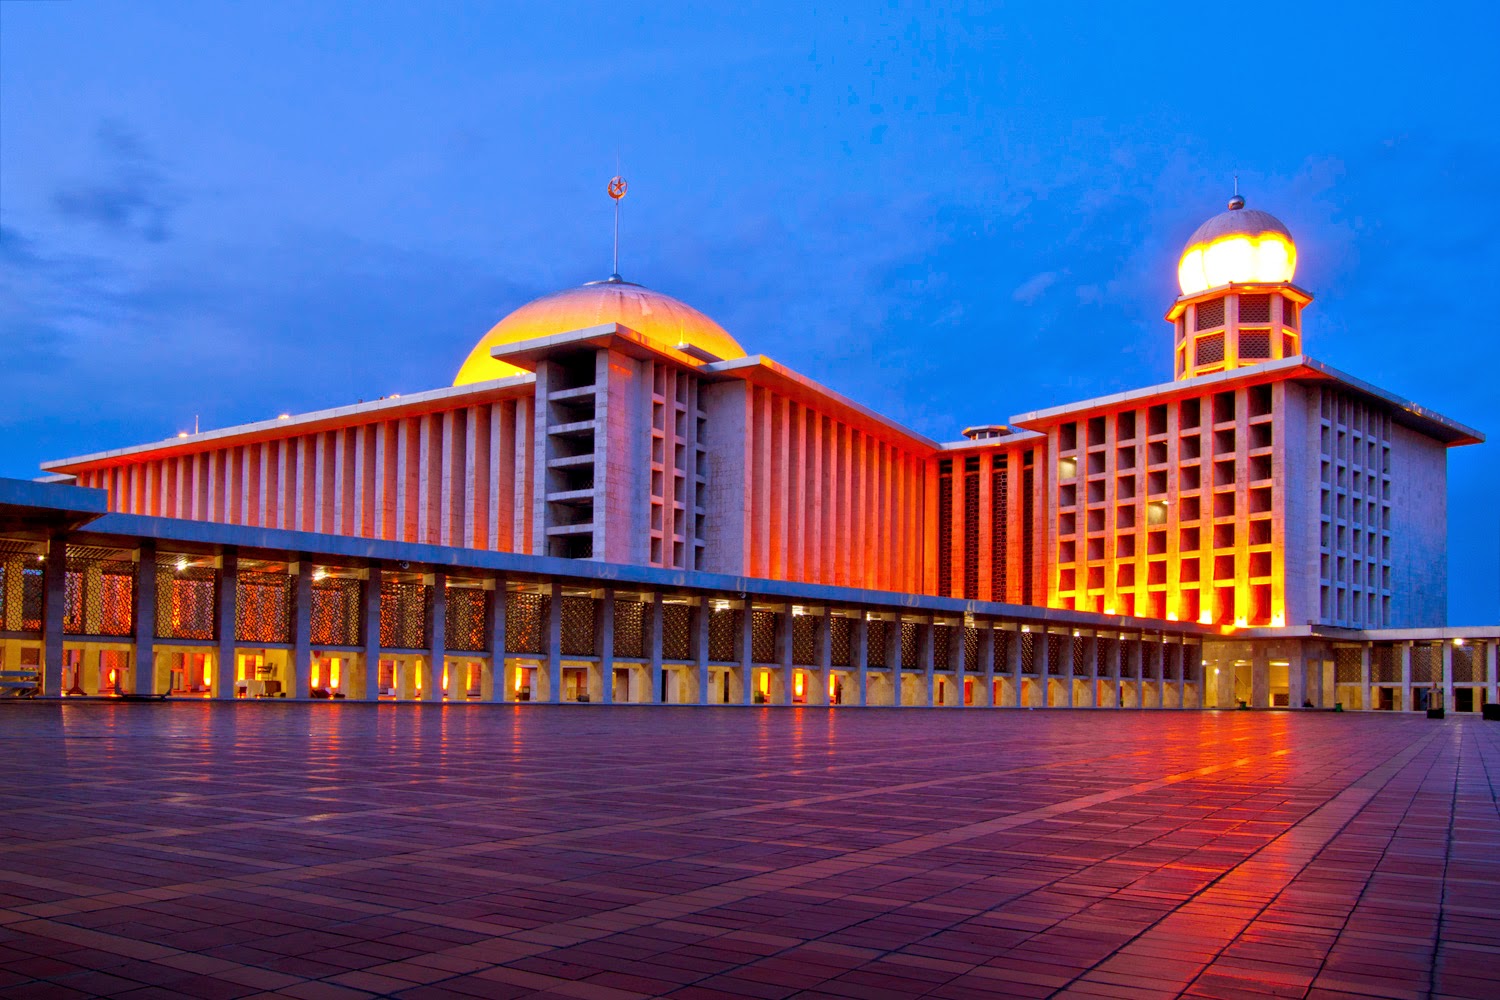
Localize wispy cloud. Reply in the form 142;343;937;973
51;120;178;242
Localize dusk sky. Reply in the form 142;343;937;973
2;2;1497;622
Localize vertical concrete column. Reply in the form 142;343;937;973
363;566;383;701
1082;632;1098;709
852;614;869;706
919;620;935;707
813;607;832;706
1359;643;1372;711
1399;641;1412;712
1032;630;1049;708
40;535;66;697
484;575;507;703
291;564;312;700
776;602;794;706
133;544;156;695
737;603;754;705
1441;641;1454;712
544;584;562;704
1127;640;1144;708
691;599;709;705
1287;645;1306;708
1176;640;1188;708
1250;646;1269;708
950;622;966;708
1007;626;1023;707
594;589;615;705
646;593;664;704
426;571;447;702
889;617;903;707
1058;633;1075;709
1486;641;1498;708
215;550;237;699
1110;636;1124;708
978;623;995;708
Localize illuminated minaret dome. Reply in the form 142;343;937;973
1167;193;1311;380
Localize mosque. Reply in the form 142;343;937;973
1;188;1495;712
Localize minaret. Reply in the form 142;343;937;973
1167;193;1311;380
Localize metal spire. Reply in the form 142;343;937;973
607;175;627;281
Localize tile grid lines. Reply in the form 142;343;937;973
0;708;1496;1000
1168;732;1447;1000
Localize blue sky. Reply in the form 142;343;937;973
2;2;1497;622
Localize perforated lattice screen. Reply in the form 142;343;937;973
933;625;951;670
614;599;645;658
1372;645;1398;683
445;588;489;652
62;560;134;636
1451;644;1477;683
1411;644;1437;685
830;615;851;667
792;614;817;665
1122;642;1141;678
708;608;737;662
1196;299;1225;329
1047;634;1062;675
751;610;777;663
1182;646;1200;682
1096;636;1114;675
1334;647;1362;683
505;592;544;653
963;627;980;671
1239;294;1271;324
157;565;217;640
662;603;691;660
901;621;919;668
1073;635;1086;676
1020;632;1036;674
237;571;292;643
963;466;980;599
866;620;887;667
1;559;45;632
560;596;595;656
310;577;361;646
379;580;430;650
1196;333;1226;366
994;629;1011;673
1282;301;1298;329
1239;330;1271;359
991;464;1009;600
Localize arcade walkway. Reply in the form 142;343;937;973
0;706;1495;999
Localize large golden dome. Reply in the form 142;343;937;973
454;279;746;385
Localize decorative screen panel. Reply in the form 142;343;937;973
963;627;980;671
445;588;489;653
750;610;777;664
830;615;851;667
560;596;595;656
900;622;918;669
991;464;1009;601
963;461;980;599
708;609;737;662
61;559;134;636
1046;634;1062;675
1410;644;1437;685
1239;294;1271;324
614;599;645;658
1196;333;1226;366
1020;632;1037;675
1196;299;1225;329
310;577;362;647
1372;645;1398;683
1239;330;1271;359
237;571;292;643
662;603;691;661
505;592;544;654
1334;647;1362;684
157;565;217;640
866;620;886;668
379;580;430;650
937;461;953;596
792;614;817;666
933;625;951;670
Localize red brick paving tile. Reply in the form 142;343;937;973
4;706;1500;999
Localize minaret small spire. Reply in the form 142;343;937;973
607;175;628;282
1228;173;1244;211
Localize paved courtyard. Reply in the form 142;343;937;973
0;706;1495;1000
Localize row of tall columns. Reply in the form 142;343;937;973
34;543;1208;706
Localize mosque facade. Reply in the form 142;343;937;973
2;195;1495;712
